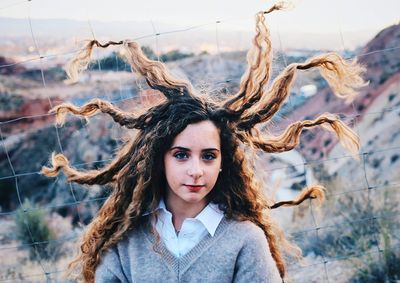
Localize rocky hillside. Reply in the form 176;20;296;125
278;24;400;162
0;70;137;217
0;24;399;220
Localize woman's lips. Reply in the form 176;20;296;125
185;185;204;192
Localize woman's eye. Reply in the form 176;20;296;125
174;151;188;160
203;153;216;161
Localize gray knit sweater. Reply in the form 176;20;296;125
95;217;282;283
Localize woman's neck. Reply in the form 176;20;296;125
165;197;207;232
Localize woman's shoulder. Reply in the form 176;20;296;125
223;218;282;282
223;218;267;243
101;223;149;258
227;218;265;234
95;225;149;281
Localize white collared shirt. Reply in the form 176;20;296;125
151;199;224;258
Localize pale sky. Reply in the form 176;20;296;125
1;0;399;33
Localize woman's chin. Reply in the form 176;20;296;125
183;196;204;204
181;193;208;205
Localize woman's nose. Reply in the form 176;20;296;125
187;159;204;178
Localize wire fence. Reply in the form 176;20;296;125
0;0;399;282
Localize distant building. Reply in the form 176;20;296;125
300;84;317;97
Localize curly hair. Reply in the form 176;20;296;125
41;3;367;282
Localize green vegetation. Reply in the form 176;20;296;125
88;46;194;71
296;182;399;282
88;51;131;71
0;91;23;111
141;46;157;60
350;229;400;283
21;66;66;82
160;49;194;62
292;164;400;281
14;200;59;261
298;195;381;258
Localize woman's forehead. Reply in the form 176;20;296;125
171;121;221;149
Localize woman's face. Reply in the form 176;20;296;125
164;120;222;211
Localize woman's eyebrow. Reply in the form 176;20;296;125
202;148;220;152
170;146;189;151
169;146;220;152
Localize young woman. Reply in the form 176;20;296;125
42;4;366;282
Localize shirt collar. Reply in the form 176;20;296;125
144;199;224;237
142;200;164;216
194;202;224;236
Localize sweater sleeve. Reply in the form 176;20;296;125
94;247;129;283
233;224;282;283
